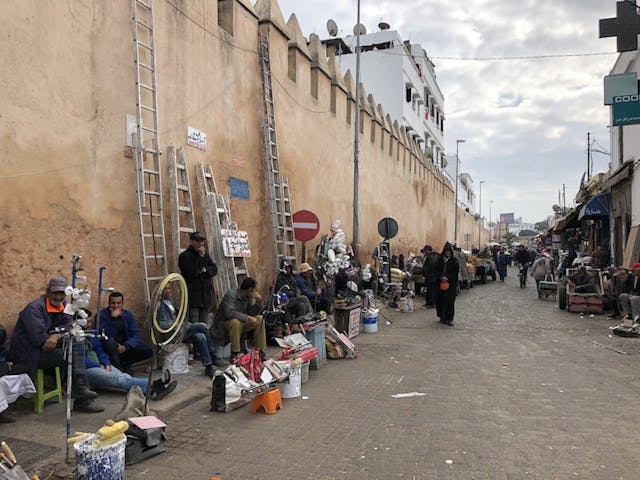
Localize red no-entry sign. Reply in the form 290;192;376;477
293;210;320;242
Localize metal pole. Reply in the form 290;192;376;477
352;0;362;260
489;200;493;241
478;181;485;248
454;139;465;242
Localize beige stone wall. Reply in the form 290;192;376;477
0;0;483;332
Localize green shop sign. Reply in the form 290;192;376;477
612;94;640;126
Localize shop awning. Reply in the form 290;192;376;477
601;160;633;191
578;193;609;220
553;208;580;232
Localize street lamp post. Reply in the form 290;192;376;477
489;200;494;241
478;180;485;248
352;0;362;260
454;139;465;243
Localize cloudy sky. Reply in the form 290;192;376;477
277;0;621;223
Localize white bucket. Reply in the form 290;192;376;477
280;366;302;398
363;315;378;333
162;343;190;374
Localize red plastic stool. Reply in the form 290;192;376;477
251;389;283;414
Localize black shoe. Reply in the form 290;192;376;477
446;321;454;327
152;379;177;401
204;365;216;378
74;399;105;413
72;376;98;400
0;412;15;423
607;313;620;319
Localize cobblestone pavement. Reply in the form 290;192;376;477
8;266;639;479
124;268;639;480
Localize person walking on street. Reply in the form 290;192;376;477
435;243;459;326
179;231;218;325
421;246;438;307
496;248;509;282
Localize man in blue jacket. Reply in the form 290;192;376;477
9;276;103;412
98;291;152;374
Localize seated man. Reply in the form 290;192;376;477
8;276;103;413
274;261;313;319
98;291;152;374
296;263;328;312
567;266;596;294
85;333;176;401
619;262;640;320
213;278;266;360
156;282;226;378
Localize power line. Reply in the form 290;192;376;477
430;52;617;61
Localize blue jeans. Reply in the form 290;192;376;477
184;322;213;366
86;365;148;392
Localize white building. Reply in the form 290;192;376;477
603;51;640;265
443;154;477;214
325;29;446;166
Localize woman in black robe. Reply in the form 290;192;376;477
435;242;459;326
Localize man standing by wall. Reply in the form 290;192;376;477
179;231;218;325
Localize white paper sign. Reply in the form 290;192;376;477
187;126;207;151
221;229;251;257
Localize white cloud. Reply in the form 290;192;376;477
276;0;617;222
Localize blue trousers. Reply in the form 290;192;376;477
184;322;214;366
86;365;148;391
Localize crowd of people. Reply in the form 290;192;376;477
3;226;637;421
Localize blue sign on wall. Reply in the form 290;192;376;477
230;177;249;200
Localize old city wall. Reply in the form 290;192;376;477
0;0;474;332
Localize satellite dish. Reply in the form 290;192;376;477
327;19;338;37
353;23;367;36
378;22;390;31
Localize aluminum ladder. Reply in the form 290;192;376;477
168;146;196;270
196;163;248;301
258;34;298;273
131;0;167;304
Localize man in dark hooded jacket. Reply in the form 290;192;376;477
435;243;459;326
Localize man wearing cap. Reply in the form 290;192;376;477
296;263;328;312
8;277;104;413
179;231;218;325
213;277;266;360
274;261;313;319
619;262;640;320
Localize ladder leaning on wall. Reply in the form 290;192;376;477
258;33;298;274
131;0;168;304
196;163;249;305
168;146;197;269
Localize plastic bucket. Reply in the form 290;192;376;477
363;315;378;333
75;436;126;480
300;361;310;384
280;365;302;398
162;343;190;374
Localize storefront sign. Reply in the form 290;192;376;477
604;73;638;105
612;95;640;126
187;126;207;150
230;177;249;200
221;229;251;257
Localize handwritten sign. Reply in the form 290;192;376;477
348;307;361;338
187;126;207;150
221;229;251;257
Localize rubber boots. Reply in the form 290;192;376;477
74;398;105;413
71;374;98;400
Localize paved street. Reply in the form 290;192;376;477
6;266;640;479
131;268;639;479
